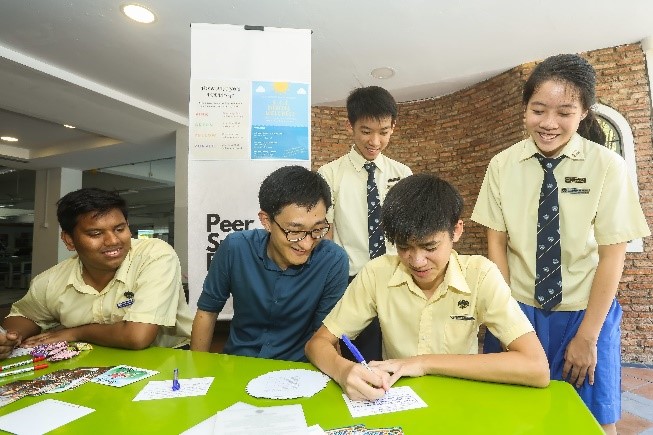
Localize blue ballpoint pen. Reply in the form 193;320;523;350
172;368;180;391
341;334;374;374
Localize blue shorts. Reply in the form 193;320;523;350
484;299;622;425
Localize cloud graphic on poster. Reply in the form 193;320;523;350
255;86;266;93
297;88;307;95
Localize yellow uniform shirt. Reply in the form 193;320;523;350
323;252;533;359
9;238;193;348
318;147;412;276
471;134;650;310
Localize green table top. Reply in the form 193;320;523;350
0;346;602;434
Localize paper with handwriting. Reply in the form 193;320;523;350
342;386;427;417
133;377;214;401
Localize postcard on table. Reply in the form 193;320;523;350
91;365;158;387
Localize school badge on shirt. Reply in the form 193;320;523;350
451;299;474;320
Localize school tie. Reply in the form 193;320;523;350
534;154;565;310
364;162;386;259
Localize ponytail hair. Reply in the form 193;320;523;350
578;111;606;145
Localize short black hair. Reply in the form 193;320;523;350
57;188;128;234
382;174;463;245
258;165;331;218
346;86;398;126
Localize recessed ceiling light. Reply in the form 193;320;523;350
370;67;395;79
63;124;76;129
0;136;18;142
121;4;156;24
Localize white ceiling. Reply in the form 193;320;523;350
1;0;653;219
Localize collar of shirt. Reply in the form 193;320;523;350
386;250;472;300
254;228;312;275
347;145;387;173
112;247;133;284
66;246;133;293
518;133;586;163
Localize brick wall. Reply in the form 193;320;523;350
312;43;653;364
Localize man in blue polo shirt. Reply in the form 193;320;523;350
190;166;349;362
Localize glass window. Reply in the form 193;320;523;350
593;104;642;253
596;115;623;156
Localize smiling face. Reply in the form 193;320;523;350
259;201;329;270
524;79;588;157
349;116;395;161
61;207;132;278
396;221;463;294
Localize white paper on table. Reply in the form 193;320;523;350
213;403;308;434
293;424;326;434
246;369;330;399
181;402;256;435
342;386;427;418
133;377;214;401
0;399;94;435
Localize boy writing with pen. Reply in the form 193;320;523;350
305;174;550;401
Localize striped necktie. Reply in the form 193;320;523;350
534;154;564;310
364;162;386;259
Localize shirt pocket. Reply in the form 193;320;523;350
110;308;128;324
443;319;479;354
109;294;133;323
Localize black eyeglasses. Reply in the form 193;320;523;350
271;217;330;242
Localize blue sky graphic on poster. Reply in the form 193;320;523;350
251;81;309;160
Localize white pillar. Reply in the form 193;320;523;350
174;127;189;287
31;168;82;275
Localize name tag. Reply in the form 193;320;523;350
561;187;590;195
116;299;134;309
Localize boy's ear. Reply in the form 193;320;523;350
452;220;464;243
258;211;271;232
346;120;354;133
61;231;76;252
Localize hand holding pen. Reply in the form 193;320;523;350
341;334;375;374
340;334;389;400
